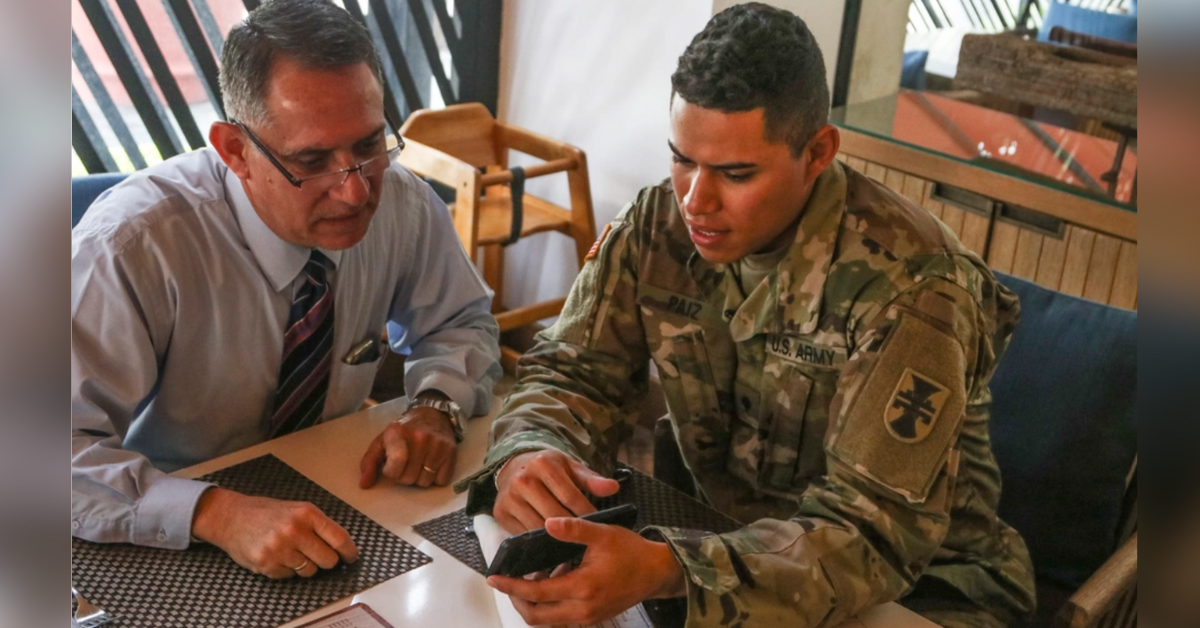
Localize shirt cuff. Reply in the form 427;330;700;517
642;526;743;596
133;476;215;550
411;369;478;417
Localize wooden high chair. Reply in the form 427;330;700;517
397;103;597;371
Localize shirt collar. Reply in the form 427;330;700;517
224;172;343;293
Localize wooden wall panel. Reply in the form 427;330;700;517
1034;231;1069;290
1010;227;1045;280
1108;241;1138;310
940;206;967;240
840;151;1137;310
987;220;1020;274
959;212;990;258
865;161;888;184
1083;233;1123;304
1059;226;1097;297
883;169;907;196
901;174;927;206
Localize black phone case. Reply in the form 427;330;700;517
485;504;639;578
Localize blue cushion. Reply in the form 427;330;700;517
1037;1;1137;44
72;173;129;228
989;273;1137;590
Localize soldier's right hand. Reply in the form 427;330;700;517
190;487;358;578
493;450;620;534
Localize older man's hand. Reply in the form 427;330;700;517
190;487;358;578
358;406;457;488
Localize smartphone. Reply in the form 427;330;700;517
485;504;639;578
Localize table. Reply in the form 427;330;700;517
175;397;936;628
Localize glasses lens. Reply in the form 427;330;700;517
360;144;403;177
296;135;400;190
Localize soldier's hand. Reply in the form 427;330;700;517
487;517;685;625
493;450;619;533
359;407;458;489
190;487;358;578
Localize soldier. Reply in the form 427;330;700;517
456;3;1036;627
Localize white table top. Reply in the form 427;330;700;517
174;397;935;628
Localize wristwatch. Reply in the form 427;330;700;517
406;395;465;442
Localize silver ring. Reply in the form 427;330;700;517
292;559;309;572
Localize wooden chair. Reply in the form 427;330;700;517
397;103;597;370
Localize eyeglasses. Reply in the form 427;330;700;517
232;113;405;191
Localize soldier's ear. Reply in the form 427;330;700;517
803;124;840;181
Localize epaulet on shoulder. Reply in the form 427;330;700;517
637;178;674;205
842;165;955;262
625;178;675;222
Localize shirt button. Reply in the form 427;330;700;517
157;529;168;542
72;520;80;531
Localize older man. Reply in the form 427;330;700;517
71;0;500;579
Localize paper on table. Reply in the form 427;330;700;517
473;514;653;628
294;603;393;628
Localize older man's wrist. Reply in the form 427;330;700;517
405;390;464;441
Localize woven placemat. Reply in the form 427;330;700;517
71;454;431;628
414;465;741;574
412;508;489;574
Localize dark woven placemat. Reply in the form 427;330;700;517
594;465;742;534
412;508;489;574
414;465;741;575
71;454;431;628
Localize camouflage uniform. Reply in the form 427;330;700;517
458;161;1036;627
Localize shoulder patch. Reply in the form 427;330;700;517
884;368;950;443
827;310;966;503
585;223;613;262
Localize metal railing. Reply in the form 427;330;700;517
71;0;500;174
907;0;1134;34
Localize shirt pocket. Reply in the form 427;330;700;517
663;329;729;472
757;361;815;490
329;356;383;417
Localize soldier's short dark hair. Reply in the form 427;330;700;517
220;0;383;127
672;2;829;157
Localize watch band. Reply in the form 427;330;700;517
406;396;465;442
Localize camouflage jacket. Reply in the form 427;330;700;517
458;161;1036;627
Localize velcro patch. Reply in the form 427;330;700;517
585;223;613;262
766;334;848;369
827;310;966;503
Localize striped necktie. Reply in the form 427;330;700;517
269;250;335;437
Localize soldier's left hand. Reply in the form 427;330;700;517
486;516;686;625
358;407;457;488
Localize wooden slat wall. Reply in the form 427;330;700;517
839;155;1138;310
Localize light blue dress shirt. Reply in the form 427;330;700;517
71;148;501;549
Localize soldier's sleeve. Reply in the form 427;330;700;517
644;275;991;628
455;204;652;512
